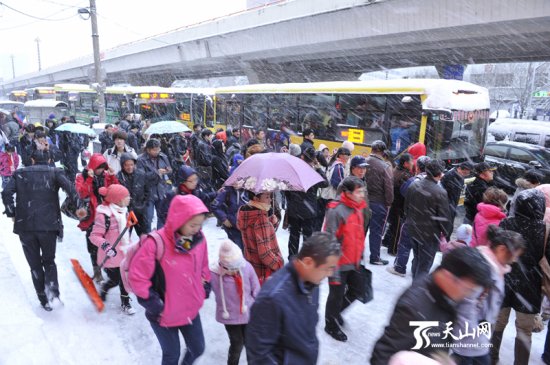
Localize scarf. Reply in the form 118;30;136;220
109;203;129;246
248;200;270;211
7;153;14;172
219;268;247;319
178;184;194;195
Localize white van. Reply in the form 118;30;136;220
487;118;550;148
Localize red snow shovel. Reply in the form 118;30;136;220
71;211;138;312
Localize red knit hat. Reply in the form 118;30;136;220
99;184;129;204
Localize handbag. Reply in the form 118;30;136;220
61;196;91;221
348;265;373;304
539;224;550;297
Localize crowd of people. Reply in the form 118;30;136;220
2;110;550;365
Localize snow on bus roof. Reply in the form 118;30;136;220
215;79;490;111
54;83;95;92
24;100;68;108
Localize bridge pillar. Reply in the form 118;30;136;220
242;61;360;83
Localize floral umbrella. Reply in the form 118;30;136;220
223;152;324;193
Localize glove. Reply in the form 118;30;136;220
137;289;164;323
101;242;117;258
203;281;211;299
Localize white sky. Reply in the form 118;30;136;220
0;0;247;81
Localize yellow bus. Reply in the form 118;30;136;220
214;79;490;164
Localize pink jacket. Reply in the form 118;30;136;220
470;203;506;247
0;152;19;177
128;194;210;327
89;204;128;268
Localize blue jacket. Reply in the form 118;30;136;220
211;186;247;227
246;262;320;365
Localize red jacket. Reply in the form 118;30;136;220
324;193;367;267
75;153;119;231
0;152;19;177
237;205;283;285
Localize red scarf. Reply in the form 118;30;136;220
178;184;194;195
232;271;245;314
7;153;13;172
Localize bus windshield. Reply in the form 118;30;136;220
426;109;489;161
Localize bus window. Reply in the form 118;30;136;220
298;94;339;141
243;94;269;132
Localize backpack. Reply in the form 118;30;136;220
319;162;341;200
120;231;166;297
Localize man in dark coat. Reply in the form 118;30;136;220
370;247;492;365
246;232;341;365
464;162;495;223
99;124;114;153
226;128;241;147
365;140;394;265
136;138;172;231
299;128;315;152
117;152;152;236
211;139;229;191
285;147;328;259
2;150;77;311
405;159;451;279
441;161;473;237
58;129;84;183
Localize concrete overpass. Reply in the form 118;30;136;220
2;0;550;90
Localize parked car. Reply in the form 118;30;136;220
484;141;550;194
488;117;550;148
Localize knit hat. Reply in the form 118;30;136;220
342;140;355;152
99;184;130;204
176;165;198;185
317;143;329;152
219;240;245;271
288;143;301;157
456;224;473;245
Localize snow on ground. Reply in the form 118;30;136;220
0;202;548;365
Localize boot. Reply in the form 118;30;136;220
490;330;504;365
93;266;104;284
121;295;136;315
324;319;347;342
38;293;52;312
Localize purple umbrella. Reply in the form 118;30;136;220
223;152;324;193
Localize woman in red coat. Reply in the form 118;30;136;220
75;153;119;282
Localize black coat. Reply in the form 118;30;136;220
285;166;328;220
404;176;451;242
246;262;320;365
299;139;314;153
136;152;172;202
370;276;457;365
500;189;548;314
99;131;114;154
196;138;213;167
464;177;494;222
117;168;152;214
441;168;465;214
2;165;76;235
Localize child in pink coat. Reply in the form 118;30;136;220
89;184;135;315
0;144;19;188
210;240;260;365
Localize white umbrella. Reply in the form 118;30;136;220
145;121;191;135
55;123;97;136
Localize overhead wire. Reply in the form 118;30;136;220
0;0;79;31
0;1;75;21
96;12;172;46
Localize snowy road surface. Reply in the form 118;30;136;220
0;204;547;365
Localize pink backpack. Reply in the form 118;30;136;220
120;231;166;294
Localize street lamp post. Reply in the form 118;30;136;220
35;37;42;71
79;0;106;124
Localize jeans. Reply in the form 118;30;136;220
225;324;246;365
453;353;490;365
19;231;59;301
393;222;412;275
147;199;165;231
150;314;205;365
411;233;439;280
287;216;314;259
368;202;388;262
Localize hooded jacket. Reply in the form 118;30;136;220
470;203;506;247
324;193;367;268
211;139;229;190
407;142;426;174
508;178;538;217
500;189;548;314
75;153;119;231
89;204;128;268
237;204;283;284
210;260;260;325
128;194;210;327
